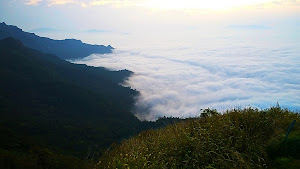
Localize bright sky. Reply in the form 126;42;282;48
142;0;272;10
0;0;299;40
21;0;296;9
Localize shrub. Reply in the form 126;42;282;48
96;107;299;169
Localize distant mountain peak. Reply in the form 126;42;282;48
0;22;22;31
107;45;114;49
0;23;114;59
64;38;83;43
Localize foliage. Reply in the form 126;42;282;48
0;37;140;168
0;147;91;169
200;108;219;118
96;107;299;169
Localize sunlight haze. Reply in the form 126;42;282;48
23;0;297;10
141;0;272;10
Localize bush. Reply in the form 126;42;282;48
96;107;299;169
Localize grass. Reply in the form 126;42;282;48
95;106;299;169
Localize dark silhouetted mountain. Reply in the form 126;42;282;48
0;37;175;169
0;22;113;59
0;37;140;168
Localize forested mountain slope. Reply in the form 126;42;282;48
0;37;139;168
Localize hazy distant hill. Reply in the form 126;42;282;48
0;22;113;59
0;37;140;168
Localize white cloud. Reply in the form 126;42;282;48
25;0;76;6
48;0;75;6
74;35;300;121
81;2;87;7
25;0;42;5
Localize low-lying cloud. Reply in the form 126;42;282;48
74;38;300;121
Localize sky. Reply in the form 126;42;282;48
1;0;300;120
1;0;300;37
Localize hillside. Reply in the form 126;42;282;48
0;37;140;168
0;22;113;59
97;107;300;169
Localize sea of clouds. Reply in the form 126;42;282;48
74;37;300;121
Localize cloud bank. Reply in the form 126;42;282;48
74;37;300;121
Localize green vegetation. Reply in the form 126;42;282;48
0;37;140;168
97;107;299;169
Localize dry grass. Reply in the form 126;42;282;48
96;107;299;169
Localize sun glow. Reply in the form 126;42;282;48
141;0;272;10
23;0;300;10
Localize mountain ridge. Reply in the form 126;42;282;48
0;22;113;59
0;33;180;169
0;37;141;168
